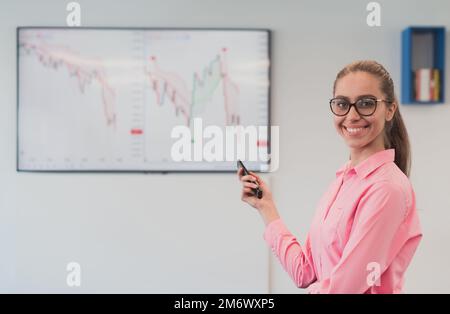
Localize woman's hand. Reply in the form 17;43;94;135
237;168;280;225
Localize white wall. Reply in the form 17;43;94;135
0;0;449;293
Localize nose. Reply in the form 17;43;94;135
347;105;361;120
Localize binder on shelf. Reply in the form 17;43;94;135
414;68;440;102
433;69;440;101
415;68;431;102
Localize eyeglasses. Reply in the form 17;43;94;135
329;97;392;116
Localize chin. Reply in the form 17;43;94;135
344;140;370;149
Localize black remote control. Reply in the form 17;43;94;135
237;160;263;199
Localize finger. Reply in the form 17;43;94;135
242;189;256;201
241;174;257;183
243;187;253;193
237;167;244;178
243;187;259;196
243;181;258;189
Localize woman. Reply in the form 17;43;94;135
238;60;422;294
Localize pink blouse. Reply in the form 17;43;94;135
264;149;422;293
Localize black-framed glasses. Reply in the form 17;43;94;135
329;97;391;116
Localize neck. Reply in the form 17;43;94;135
349;142;385;168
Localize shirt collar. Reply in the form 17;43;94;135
335;149;395;179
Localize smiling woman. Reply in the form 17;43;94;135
332;61;410;175
238;60;423;294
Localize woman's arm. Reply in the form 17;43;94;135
238;169;317;288
264;219;318;288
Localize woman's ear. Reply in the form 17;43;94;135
386;102;397;122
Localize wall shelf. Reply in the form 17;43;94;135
401;26;446;104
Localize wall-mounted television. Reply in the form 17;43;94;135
17;27;271;172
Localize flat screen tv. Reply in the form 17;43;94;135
17;27;271;172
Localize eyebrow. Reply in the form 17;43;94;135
334;94;377;100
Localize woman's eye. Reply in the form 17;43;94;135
360;99;375;107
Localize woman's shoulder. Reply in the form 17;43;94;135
365;162;415;211
368;159;412;189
